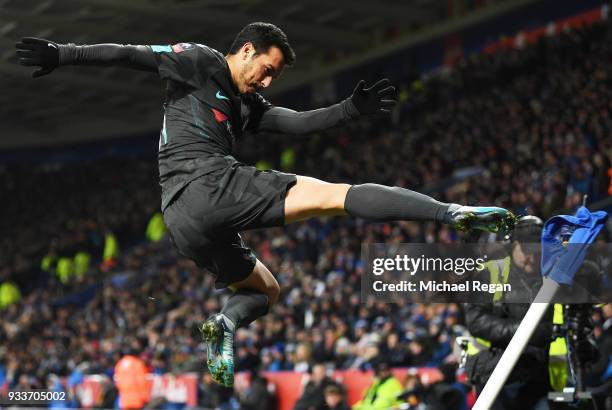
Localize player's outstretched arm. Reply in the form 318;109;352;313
16;37;157;78
257;78;396;134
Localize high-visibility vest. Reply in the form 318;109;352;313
41;254;56;272
488;257;511;303
466;257;568;390
255;160;272;170
549;304;568;391
280;148;295;171
103;233;119;262
465;258;509;355
145;212;166;242
352;376;404;410
56;257;74;284
0;281;21;309
73;251;91;279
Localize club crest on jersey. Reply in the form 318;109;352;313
172;43;194;53
212;108;228;123
211;108;234;137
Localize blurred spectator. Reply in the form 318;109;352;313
381;332;409;368
294;363;340;410
0;281;20;309
323;384;350;410
145;213;167;243
15;374;32;391
198;371;233;410
98;376;119;410
398;371;422;409
238;373;277;410
351;362;403;410
47;374;67;409
589;304;612;408
114;347;149;409
421;363;467;410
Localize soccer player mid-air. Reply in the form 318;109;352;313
17;22;515;387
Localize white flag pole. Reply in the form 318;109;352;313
472;277;560;410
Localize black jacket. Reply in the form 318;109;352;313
464;260;553;388
240;376;277;410
293;377;341;410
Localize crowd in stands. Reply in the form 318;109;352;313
1;19;612;410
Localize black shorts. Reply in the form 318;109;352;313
163;155;296;288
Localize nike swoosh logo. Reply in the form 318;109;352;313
215;91;229;101
48;43;58;49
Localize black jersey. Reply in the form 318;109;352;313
150;43;272;210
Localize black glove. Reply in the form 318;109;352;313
16;37;60;78
350;78;397;115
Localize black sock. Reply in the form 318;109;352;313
220;289;269;330
344;183;454;223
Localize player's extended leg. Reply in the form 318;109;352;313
285;175;516;233
200;260;279;387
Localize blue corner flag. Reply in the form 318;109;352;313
541;206;608;286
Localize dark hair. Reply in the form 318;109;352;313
324;385;342;396
228;22;296;66
438;362;458;384
374;360;390;374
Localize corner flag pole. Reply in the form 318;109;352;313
472;277;560;410
474;197;607;410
